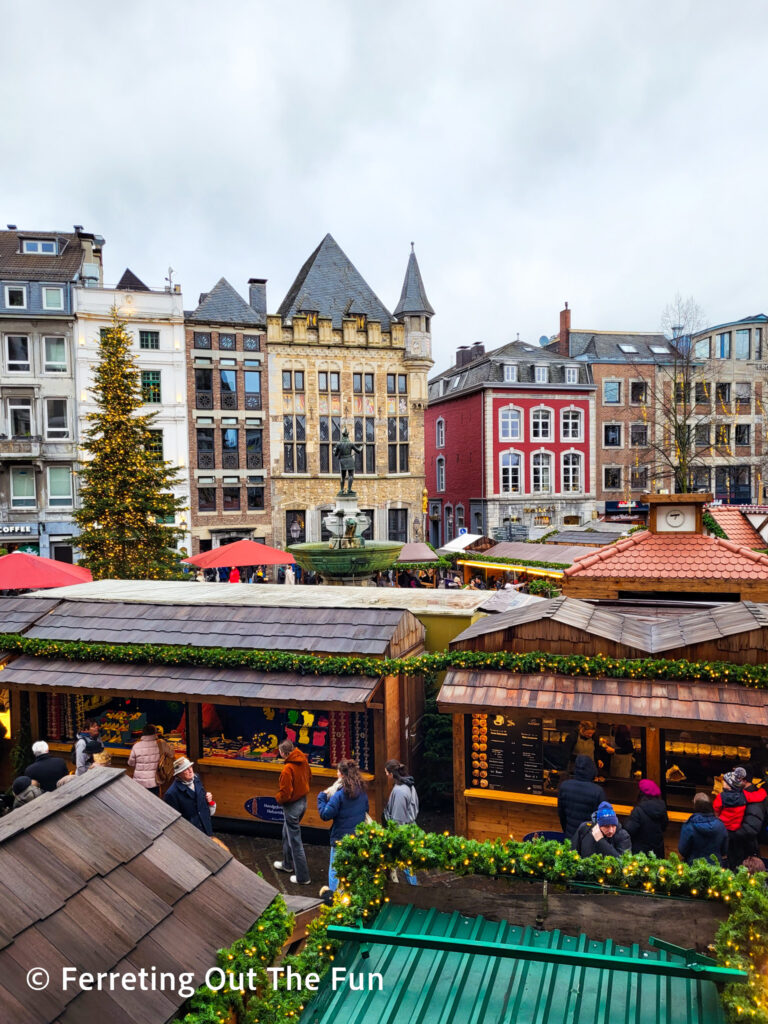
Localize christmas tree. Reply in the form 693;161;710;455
74;310;186;579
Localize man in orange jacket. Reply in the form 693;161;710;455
273;739;311;885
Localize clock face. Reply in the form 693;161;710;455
665;509;686;528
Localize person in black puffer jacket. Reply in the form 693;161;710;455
624;778;669;857
678;793;728;865
557;756;606;842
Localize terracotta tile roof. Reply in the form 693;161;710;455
707;506;765;548
563;529;768;580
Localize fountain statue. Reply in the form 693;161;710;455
286;418;404;585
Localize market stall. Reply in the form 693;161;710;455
0;592;426;827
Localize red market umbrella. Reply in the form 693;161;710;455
0;551;93;590
183;539;295;569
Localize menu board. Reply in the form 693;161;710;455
467;713;544;794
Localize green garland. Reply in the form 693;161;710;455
396;557;452;571
176;826;768;1024
3;632;768;691
703;511;729;539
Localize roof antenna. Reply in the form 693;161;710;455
516;332;520;341
165;266;175;290
410;241;414;252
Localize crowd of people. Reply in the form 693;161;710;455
557;754;766;871
3;720;765;887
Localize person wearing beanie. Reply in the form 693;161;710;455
557;756;606;842
624;779;669;858
679;792;728;865
574;801;631;859
714;766;767;870
25;740;68;792
12;775;42;809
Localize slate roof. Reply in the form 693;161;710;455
429;340;594;402
0;230;88;282
3;657;380;709
186;277;264;326
563;530;768;581
450;595;768;654
558;330;674;363
0;767;279;1024
393;246;434;317
277;234;392;329
20;598;419;656
438;668;768;730
706;506;766;548
116;267;149;291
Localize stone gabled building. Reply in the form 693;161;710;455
185;277;271;553
267;234;433;546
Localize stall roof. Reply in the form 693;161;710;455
0;767;280;1024
20;580;496;617
437;668;768;729
305;903;725;1024
396;542;439;563
545;530;625;546
450;595;768;653
706;505;766;548
563;530;768;581
437;533;490;554
19;598;420;657
1;657;380;709
0;595;61;633
483;542;598;564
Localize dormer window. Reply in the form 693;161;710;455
356;315;367;330
22;238;57;255
535;365;548;384
565;365;578;384
503;364;518;382
306;311;318;328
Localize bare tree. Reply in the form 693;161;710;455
634;294;732;493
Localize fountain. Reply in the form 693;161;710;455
286;426;404;585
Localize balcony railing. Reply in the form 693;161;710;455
222;452;240;469
246;452;263;469
197;452;215;470
244;394;262;410
0;437;42;458
220;391;238;410
195;390;213;410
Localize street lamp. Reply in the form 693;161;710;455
289;518;301;544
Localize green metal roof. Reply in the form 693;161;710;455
302;904;726;1024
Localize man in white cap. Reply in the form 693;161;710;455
25;740;68;791
163;757;216;835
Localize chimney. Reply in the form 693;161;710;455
248;278;267;322
558;302;571;356
470;341;485;361
456;345;470;366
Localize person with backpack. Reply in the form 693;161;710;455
678;793;728;865
127;724;171;795
624;779;669;858
384;759;420;886
557;756;606;842
12;776;42;809
73;720;104;775
714;766;767;870
574;801;632;859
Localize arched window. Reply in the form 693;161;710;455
500;452;521;493
562;453;581;493
436;417;445;448
445;504;454;542
561;409;582;441
456;505;465;531
532;452;551;492
436;456;446;492
500;407;521;441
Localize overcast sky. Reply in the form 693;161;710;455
5;1;768;371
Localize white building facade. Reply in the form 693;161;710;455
73;274;191;550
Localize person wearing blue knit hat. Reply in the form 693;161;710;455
574;800;632;858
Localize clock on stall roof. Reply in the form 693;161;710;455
656;505;696;531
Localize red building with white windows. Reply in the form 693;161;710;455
426;341;596;544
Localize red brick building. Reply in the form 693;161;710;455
426;341;596;544
185;278;271;554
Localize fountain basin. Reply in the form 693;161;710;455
287;541;403;585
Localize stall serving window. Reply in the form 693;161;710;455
467;714;645;803
663;728;760;811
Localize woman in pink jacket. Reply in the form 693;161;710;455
128;725;162;794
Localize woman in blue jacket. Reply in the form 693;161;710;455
317;758;369;891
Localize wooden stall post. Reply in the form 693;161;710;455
10;687;22;741
383;675;402;763
453;714;467;837
373;706;388;821
186;702;203;763
29;692;41;744
645;726;661;786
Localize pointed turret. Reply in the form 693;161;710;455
394;243;434;362
394;243;434;318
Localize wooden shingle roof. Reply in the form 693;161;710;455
0;596;60;634
12;598;422;657
437;669;768;731
1;657;380;710
451;596;768;654
0;768;279;1024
